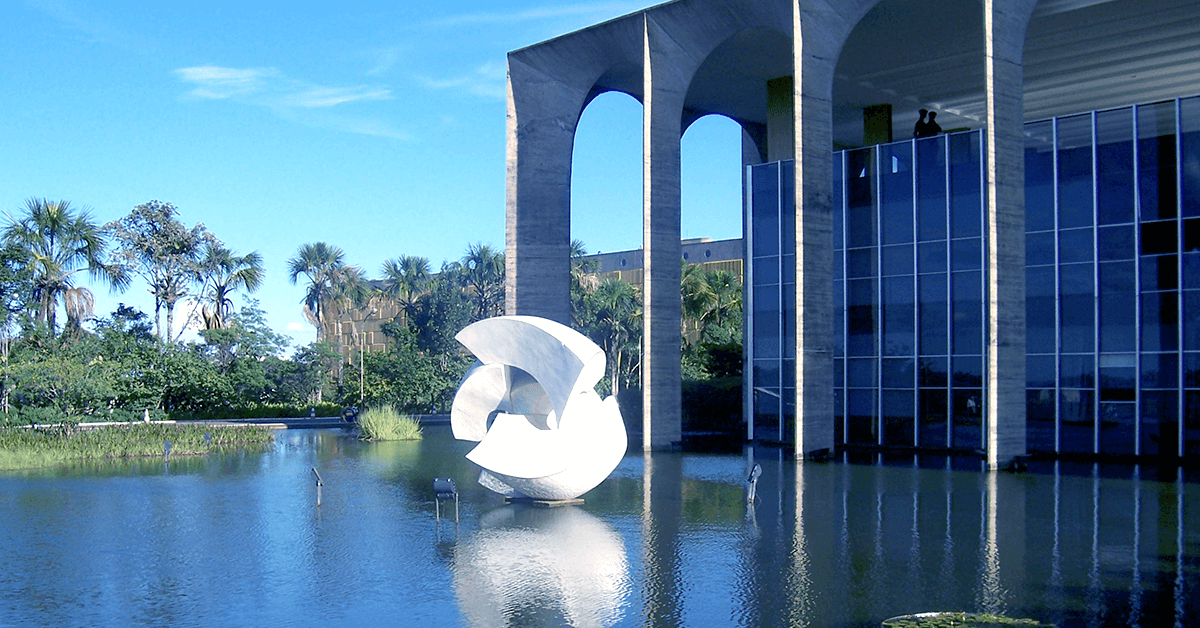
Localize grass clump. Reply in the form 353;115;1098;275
0;423;275;471
882;613;1054;628
358;406;422;441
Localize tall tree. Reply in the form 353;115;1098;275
3;198;128;336
455;242;505;321
379;254;431;315
580;278;642;395
106;200;209;342
198;243;264;330
287;242;362;343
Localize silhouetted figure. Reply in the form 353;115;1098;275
914;109;943;138
926;111;942;135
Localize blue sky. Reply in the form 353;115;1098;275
2;0;744;349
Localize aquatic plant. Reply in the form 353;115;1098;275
882;612;1054;628
357;406;422;441
0;423;274;471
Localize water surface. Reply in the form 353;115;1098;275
1;427;1196;627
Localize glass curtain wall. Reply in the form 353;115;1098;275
747;94;1200;459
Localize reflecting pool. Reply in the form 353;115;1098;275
1;426;1197;627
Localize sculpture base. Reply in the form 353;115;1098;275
505;497;585;508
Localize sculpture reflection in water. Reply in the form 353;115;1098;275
450;316;627;501
453;506;629;627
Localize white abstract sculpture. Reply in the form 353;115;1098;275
451;315;627;501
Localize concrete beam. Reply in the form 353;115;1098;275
983;0;1037;469
642;13;686;450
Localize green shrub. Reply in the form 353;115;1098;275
357;406;422;441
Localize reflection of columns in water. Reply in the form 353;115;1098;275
642;451;683;627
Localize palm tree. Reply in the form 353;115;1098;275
379;255;431;316
2;198;127;336
585;278;642;394
287;242;362;343
457;242;505;321
199;244;264;330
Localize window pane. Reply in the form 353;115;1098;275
1059;228;1094;264
1096;107;1135;225
1142;291;1179;352
882;244;914;276
1027;354;1056;388
949;132;982;238
847;389;878;444
848;358;878;389
1141;391;1178;456
1027;389;1056;453
1099;402;1136;455
1026;231;1055;266
1183;96;1200;218
1061;354;1095;388
918;241;947;274
952;355;982;388
1099;364;1135;402
1138;101;1178;221
847;248;877;278
883;390;915;447
882;357;915;388
1097;225;1134;261
1026;120;1056;233
952;271;982;355
1060;389;1095;454
1142;352;1179;389
1141;220;1178;255
1058;114;1095;229
952;388;983;449
920;356;947;387
1186;352;1200;388
1099;261;1136;353
919;388;948;448
1027;266;1057;354
1140;253;1177;291
919;274;948;355
951;237;982;271
834;153;845;248
882;276;915;356
847;148;877;248
1060;263;1095;353
1186;290;1200;351
916;135;947;241
881;144;914;245
848;278;877;356
751;164;780;256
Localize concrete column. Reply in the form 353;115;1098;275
504;55;584;325
791;7;837;458
983;0;1037;468
642;13;685;450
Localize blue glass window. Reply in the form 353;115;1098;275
881;143;914;245
883;390;915;447
1061;354;1095;388
919;356;947;387
919;274;948;355
847;278;877;356
1097;225;1134;260
751;164;780;257
1096;107;1135;225
1183;96;1200;218
1027;389;1056;453
1026;121;1055;233
1058;228;1094;264
1026;231;1055;266
1099;261;1136;353
1027;354;1056;388
1140;391;1178;456
847;148;876;249
917;136;947;241
919;388;948;448
1138;101;1178;221
882;244;914;276
1140;254;1177;291
951;271;982;355
951;238;982;271
918;241;947;274
1057;114;1095;229
949;132;982;238
1060;263;1095;353
1059;389;1095;454
1141;353;1179;389
1027;266;1056;354
1141;291;1179;352
883;276;915;356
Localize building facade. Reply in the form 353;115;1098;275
749;98;1200;460
504;0;1200;465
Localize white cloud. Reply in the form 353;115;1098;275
286;322;306;332
174;65;390;108
418;60;507;101
173;65;404;139
426;2;641;27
